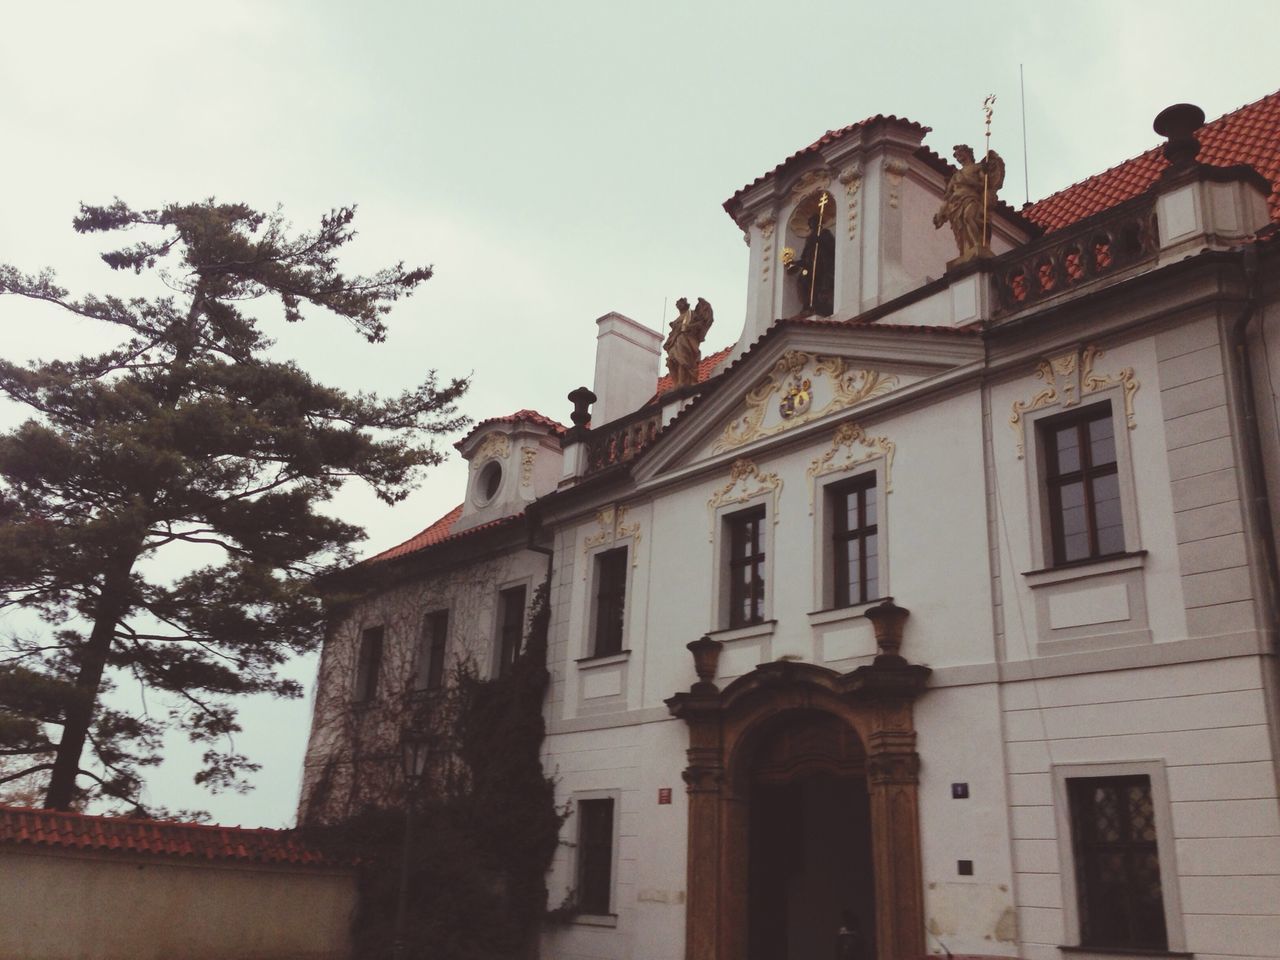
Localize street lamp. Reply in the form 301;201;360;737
392;729;430;960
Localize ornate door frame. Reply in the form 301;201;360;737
667;638;930;960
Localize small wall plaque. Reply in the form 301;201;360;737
658;788;673;805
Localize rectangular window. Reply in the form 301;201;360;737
576;797;615;916
496;585;527;677
830;474;878;607
1067;775;1168;951
727;507;767;628
353;626;383;702
1043;404;1124;565
591;548;627;657
415;610;448;691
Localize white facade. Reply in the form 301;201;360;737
301;101;1280;960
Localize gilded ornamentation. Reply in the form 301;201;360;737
519;447;537;487
933;144;1005;262
806;422;895;512
839;163;862;241
788;168;832;202
582;505;642;575
474;432;510;463
713;350;898;453
883;158;910;210
1009;345;1140;457
707;458;783;541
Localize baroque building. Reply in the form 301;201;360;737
300;90;1280;960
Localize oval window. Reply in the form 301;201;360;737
476;460;502;504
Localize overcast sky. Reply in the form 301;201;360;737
2;1;1275;825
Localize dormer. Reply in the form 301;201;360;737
452;411;565;533
724;114;1032;356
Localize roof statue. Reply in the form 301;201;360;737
933;143;1006;263
663;296;715;389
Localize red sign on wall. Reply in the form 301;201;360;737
658;787;673;805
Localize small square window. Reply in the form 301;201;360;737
591;548;627;657
353;626;383;703
495;585;527;677
576;797;615;916
726;507;767;629
1067;774;1168;951
415;611;449;691
1041;403;1124;566
828;474;879;608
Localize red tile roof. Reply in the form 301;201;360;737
455;409;566;450
726;115;931;211
364;504;525;565
655;345;733;396
0;804;340;866
1025;89;1280;233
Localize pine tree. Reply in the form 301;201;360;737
0;200;468;811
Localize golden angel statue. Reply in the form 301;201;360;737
933;144;1005;262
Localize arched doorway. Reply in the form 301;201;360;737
667;630;930;960
743;710;874;960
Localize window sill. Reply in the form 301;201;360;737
807;596;892;627
1058;946;1191;959
572;913;619;928
1023;551;1147;588
575;650;631;668
707;619;777;644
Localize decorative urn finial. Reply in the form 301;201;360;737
686;636;724;692
1154;103;1205;170
567;386;596;430
864;598;910;662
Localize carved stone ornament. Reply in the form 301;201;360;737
839;163;862;241
787;168;832;203
474;432;510;463
883;157;910;210
582;505;642;576
519;447;537;487
806;422;895;512
714;350;898;453
756;215;776;285
1009;344;1140;457
707;458;783;540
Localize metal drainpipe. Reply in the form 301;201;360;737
1228;246;1280;632
1227;245;1280;793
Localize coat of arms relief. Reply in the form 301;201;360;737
712;350;899;454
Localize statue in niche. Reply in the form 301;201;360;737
782;191;835;316
933;144;1005;263
663;297;715;389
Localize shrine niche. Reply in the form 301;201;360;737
666;601;930;960
782;189;837;317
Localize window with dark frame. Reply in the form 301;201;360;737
576;797;615;916
1043;403;1124;565
830;474;878;607
727;506;767;629
416;610;449;691
1067;775;1168;951
496;585;527;677
353;626;383;703
591;547;627;657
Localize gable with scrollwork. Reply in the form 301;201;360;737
707;350;916;456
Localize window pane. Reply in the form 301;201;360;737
1093;472;1124;555
863;486;876;526
577;798;614;915
865;534;878;600
1054;425;1082;473
1089;415;1117;466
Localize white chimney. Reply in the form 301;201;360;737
591;312;663;426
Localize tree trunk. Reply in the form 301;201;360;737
44;563;135;810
